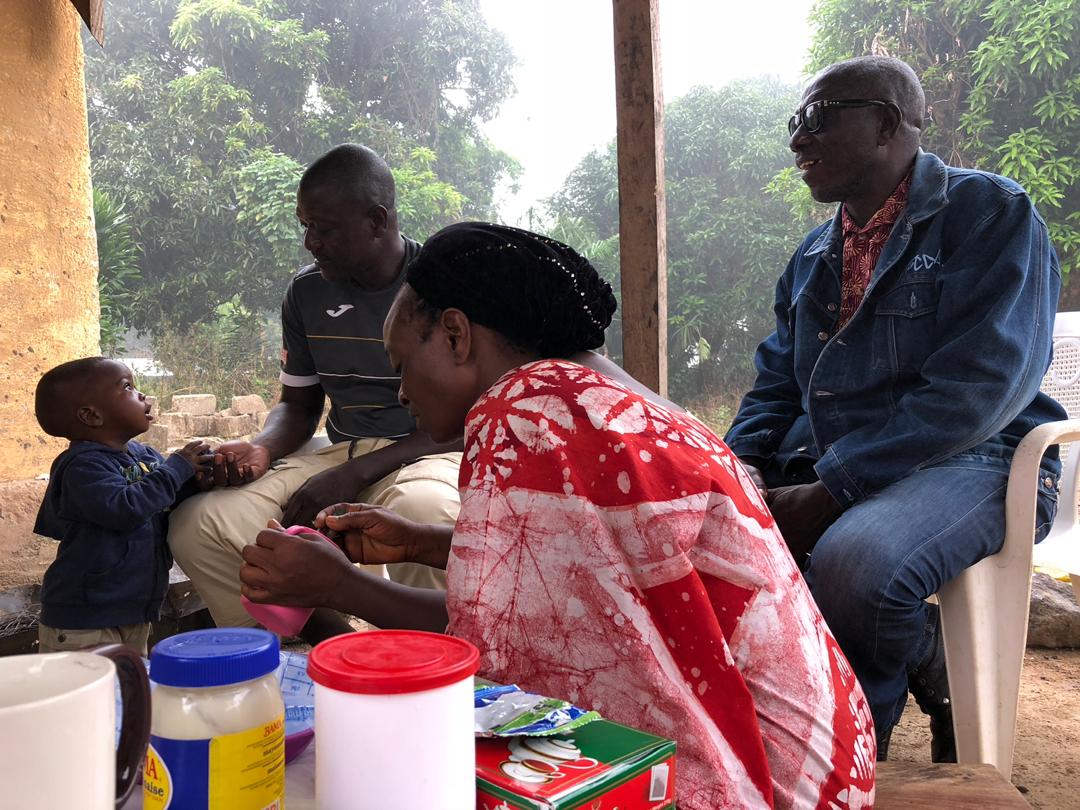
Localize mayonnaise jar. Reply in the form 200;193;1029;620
144;628;285;810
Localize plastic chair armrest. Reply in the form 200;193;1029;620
1001;419;1080;567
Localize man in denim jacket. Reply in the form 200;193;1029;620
725;56;1064;760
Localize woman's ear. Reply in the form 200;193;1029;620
77;405;103;427
439;308;473;363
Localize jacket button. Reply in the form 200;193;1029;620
817;331;829;341
827;303;838;312
1044;476;1054;488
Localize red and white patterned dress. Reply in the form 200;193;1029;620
447;360;875;809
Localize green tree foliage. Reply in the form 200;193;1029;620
93;189;142;356
547;79;818;400
85;0;519;332
809;0;1080;275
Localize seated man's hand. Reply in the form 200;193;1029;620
315;503;429;566
281;461;369;529
738;460;768;497
210;440;271;487
239;522;354;607
766;480;844;566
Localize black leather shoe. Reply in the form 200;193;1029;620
876;726;892;762
908;608;957;763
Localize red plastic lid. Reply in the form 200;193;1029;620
307;630;480;695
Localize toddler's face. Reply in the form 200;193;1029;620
86;360;151;438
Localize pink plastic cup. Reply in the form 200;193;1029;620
241;525;342;636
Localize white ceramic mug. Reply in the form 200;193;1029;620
0;644;151;809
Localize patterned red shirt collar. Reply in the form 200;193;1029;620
836;172;912;328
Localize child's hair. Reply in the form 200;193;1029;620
35;356;108;437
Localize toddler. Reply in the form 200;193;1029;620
33;357;213;655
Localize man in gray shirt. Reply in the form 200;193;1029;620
169;145;461;641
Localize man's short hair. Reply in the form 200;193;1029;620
820;56;926;130
300;144;396;209
35;356;107;437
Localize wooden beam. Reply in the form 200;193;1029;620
612;0;667;396
70;0;104;46
876;762;1030;808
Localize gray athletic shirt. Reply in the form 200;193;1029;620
279;237;420;443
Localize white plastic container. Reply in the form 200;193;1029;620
307;629;480;809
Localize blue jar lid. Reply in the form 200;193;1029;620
150;628;279;688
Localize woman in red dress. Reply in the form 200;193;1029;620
241;223;876;808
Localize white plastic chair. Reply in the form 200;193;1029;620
1032;310;1080;603
937;312;1080;777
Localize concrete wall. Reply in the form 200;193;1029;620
0;0;99;480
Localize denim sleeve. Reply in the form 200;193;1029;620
724;252;805;460
816;192;1060;506
58;452;195;532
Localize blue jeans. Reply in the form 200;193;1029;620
777;450;1058;738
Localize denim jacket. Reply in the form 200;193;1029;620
724;150;1065;508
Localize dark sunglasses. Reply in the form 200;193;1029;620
787;99;898;137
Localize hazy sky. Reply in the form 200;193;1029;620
479;0;817;223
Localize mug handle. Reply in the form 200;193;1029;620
89;644;151;808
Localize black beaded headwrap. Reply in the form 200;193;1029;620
405;222;617;358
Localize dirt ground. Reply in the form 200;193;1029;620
869;648;1080;807
2;481;1077;805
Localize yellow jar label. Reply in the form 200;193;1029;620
210;715;285;809
142;743;172;809
145;714;285;810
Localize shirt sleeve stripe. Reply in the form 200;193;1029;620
279;371;321;386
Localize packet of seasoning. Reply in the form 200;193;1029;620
474;683;600;737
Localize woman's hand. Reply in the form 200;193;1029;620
314;503;439;567
239;523;355;607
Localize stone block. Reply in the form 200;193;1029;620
211;414;258;438
171;394;217;416
136;423;170;453
156;412;191;442
231;394;268;415
1028;572;1080;648
188;415;218;436
257;411;269;430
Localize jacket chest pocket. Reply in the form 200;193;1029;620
788;291;837;381
873;279;940;371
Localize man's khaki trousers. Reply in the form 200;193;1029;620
168;439;461;628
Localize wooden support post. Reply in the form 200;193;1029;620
70;0;105;46
612;0;667;396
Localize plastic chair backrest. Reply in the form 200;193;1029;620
1041;312;1080;455
1037;311;1080;552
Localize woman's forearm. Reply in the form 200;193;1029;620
327;564;449;633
